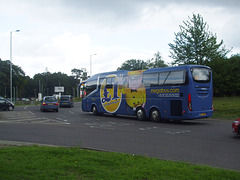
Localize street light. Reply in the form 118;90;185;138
90;54;97;77
10;30;20;102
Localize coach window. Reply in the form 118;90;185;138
164;71;185;85
143;73;158;87
86;80;97;96
159;71;170;85
106;77;114;88
98;78;104;88
191;68;210;82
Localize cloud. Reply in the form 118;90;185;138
15;32;91;76
0;0;239;78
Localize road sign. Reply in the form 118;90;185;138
55;86;64;93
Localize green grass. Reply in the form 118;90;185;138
14;101;38;106
0;146;239;180
212;96;240;120
73;97;82;102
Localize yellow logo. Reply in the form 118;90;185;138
120;70;146;108
100;75;122;113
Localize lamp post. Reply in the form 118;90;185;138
10;30;20;102
90;54;97;77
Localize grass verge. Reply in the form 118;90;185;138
0;146;239;180
212;96;240;120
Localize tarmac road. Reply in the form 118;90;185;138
0;103;239;171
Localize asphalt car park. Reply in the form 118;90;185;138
0;103;239;171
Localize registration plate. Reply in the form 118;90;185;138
49;103;53;105
200;113;206;116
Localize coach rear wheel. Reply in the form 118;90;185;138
136;108;146;121
92;105;98;116
150;108;162;122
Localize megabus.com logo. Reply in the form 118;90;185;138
151;88;180;94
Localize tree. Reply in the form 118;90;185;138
147;51;168;68
71;68;88;81
208;54;240;96
0;59;26;99
169;13;230;65
32;71;79;97
0;59;10;98
117;52;168;71
117;59;147;71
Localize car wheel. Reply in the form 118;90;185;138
56;109;59;112
136;107;146;121
8;106;13;111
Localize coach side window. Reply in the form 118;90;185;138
106;77;115;89
159;72;170;85
143;73;158;87
163;71;186;85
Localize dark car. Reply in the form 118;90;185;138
40;96;59;112
59;95;74;108
0;98;14;111
232;118;240;135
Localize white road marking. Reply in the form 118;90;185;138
0;111;70;125
139;126;191;135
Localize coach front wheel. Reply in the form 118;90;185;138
92;105;98;116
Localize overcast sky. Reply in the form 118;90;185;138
1;0;240;77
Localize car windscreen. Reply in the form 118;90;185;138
45;97;57;102
191;68;211;83
60;97;69;101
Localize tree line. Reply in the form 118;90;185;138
0;59;82;100
1;13;239;99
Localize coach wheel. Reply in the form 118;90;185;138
150;108;161;122
92;105;98;116
136;108;146;121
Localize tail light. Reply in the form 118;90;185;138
54;103;59;105
188;94;192;111
43;102;47;106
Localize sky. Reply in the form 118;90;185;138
0;0;240;78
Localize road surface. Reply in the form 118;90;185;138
0;103;239;171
